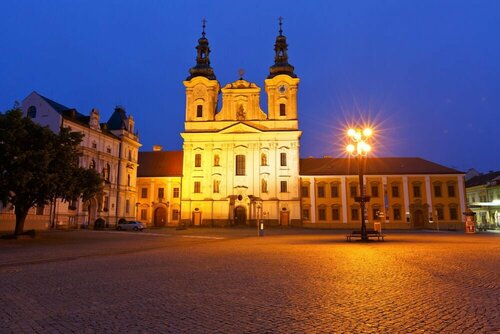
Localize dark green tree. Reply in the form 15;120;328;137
0;108;103;235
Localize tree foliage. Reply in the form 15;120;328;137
0;108;103;235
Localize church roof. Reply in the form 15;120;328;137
300;157;463;175
138;151;183;177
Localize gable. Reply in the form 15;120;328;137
218;122;263;134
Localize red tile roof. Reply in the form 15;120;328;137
138;151;183;177
300;157;463;175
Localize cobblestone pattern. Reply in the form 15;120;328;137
0;230;498;333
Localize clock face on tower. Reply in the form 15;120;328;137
278;85;287;94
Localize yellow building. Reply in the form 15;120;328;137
300;157;466;230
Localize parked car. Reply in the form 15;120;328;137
117;220;145;231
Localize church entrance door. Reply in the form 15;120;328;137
412;210;425;229
280;211;290;226
154;207;167;227
234;206;247;225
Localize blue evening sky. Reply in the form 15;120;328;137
1;0;498;172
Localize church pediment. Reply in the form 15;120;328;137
218;122;263;134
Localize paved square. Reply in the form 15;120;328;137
0;229;498;333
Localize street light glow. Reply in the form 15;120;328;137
347;128;356;137
346;144;355;153
363;128;373;137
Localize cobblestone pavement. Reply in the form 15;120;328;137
0;229;498;333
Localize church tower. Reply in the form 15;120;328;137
183;20;220;123
265;18;300;123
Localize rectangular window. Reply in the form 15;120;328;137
318;208;326;221
413;185;421;198
195;154;201;168
141;188;148;198
393;208;401;220
140;209;147;220
434;185;442;197
280;152;287;167
447;185;456;197
126;199;130;214
235;155;245;175
318;185;325;198
280;181;288;193
391;185;399;197
36;205;44;215
303;209;310;221
172;209;179;220
173;187;180;198
350;186;357;198
437;207;444;220
279;103;286;116
332;208;340;220
450;207;458;220
194;182;201;193
301;186;309;198
331;185;339;198
351;208;359;220
158;188;164;199
196;105;203;118
104;196;109;211
371;185;379;197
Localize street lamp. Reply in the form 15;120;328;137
346;127;373;241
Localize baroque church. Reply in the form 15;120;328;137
136;23;467;230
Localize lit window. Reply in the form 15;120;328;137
280;181;287;193
197;105;203;118
235;155;245;175
194;182;201;193
158;187;164;199
141;188;147;198
332;208;340;220
173;187;179;198
280;153;287;167
195;154;202;168
318;185;325;198
279;103;286;116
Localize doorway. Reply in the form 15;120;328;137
280;210;290;226
154;207;167;227
234;206;247;225
412;209;425;229
192;211;202;226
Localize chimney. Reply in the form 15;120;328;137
153;145;163;151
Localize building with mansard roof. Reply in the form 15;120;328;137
0;92;141;230
135;23;466;230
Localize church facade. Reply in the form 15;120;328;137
135;24;466;230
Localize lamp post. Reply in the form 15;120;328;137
346;127;373;242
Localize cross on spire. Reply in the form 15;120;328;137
278;16;283;36
238;68;245;79
202;18;207;38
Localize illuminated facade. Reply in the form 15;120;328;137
466;171;500;229
0;92;141;230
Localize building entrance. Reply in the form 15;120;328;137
412;209;425;229
234;206;247;225
154;207;167;227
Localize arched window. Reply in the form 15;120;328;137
27;106;37;118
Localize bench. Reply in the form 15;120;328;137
345;230;385;242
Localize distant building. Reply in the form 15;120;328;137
0;92;141;230
134;25;466;230
466;171;500;229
